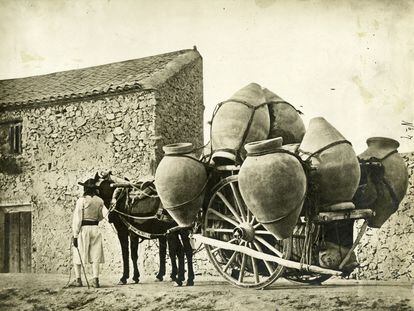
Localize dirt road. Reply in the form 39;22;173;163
0;273;413;311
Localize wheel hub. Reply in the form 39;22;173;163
233;222;255;242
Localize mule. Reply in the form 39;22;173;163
93;172;194;286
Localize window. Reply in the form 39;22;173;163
9;122;22;154
0;120;22;155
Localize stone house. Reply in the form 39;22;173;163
0;48;204;275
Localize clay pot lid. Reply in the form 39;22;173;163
245;137;283;155
163;143;194;155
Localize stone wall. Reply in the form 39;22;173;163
0;90;159;275
153;56;204;160
355;152;414;280
0;56;204;278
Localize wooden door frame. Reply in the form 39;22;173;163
0;202;32;273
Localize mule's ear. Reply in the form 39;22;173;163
94;172;100;181
102;171;112;180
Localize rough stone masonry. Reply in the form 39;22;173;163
0;49;204;277
354;152;414;281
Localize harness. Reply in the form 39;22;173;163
110;184;175;240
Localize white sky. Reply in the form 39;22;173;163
0;0;413;153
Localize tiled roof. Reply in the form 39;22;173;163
0;48;201;109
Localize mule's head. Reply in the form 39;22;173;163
77;171;116;207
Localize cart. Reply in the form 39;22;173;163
105;158;374;290
189;163;374;289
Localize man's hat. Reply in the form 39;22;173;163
78;178;97;188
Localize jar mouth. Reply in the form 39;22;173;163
163;143;194;155
366;137;400;149
245;137;283;154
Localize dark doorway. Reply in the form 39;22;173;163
2;211;32;272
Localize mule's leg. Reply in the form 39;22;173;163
180;230;195;286
156;236;167;281
175;233;185;286
114;220;129;284
130;233;140;283
167;233;179;282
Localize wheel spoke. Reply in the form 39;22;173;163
223;251;238;272
212;238;237;254
208;208;239;227
205;228;234;234
230;182;247;222
255;230;275;236
250;252;260;284
255;236;283;257
253;222;262;229
217;191;243;223
252;241;274;274
238;247;247;283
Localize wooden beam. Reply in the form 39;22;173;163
193;234;342;276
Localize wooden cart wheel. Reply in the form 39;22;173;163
202;175;291;289
283;224;332;285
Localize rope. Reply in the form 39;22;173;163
209;99;269;164
164;153;208;166
246;147;304;165
300;140;352;162
113;208;158;220
380;149;398;161
119;215;165;239
265;100;304;115
163;174;211;211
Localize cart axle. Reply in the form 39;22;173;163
233;222;255;242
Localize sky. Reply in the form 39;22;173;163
0;0;413;153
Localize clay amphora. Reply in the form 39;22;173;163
238;137;307;239
357;137;408;228
299;117;360;207
211;83;270;165
155;143;207;227
263;88;306;144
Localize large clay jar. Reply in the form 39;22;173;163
211;83;270;165
357;137;408;228
155;143;207;227
238;137;307;239
263;88;306;144
299;117;360;207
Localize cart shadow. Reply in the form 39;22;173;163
265;281;411;291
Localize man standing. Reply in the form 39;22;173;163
70;178;108;288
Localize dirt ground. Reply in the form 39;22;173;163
0;273;413;311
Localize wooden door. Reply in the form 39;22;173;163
2;211;31;273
